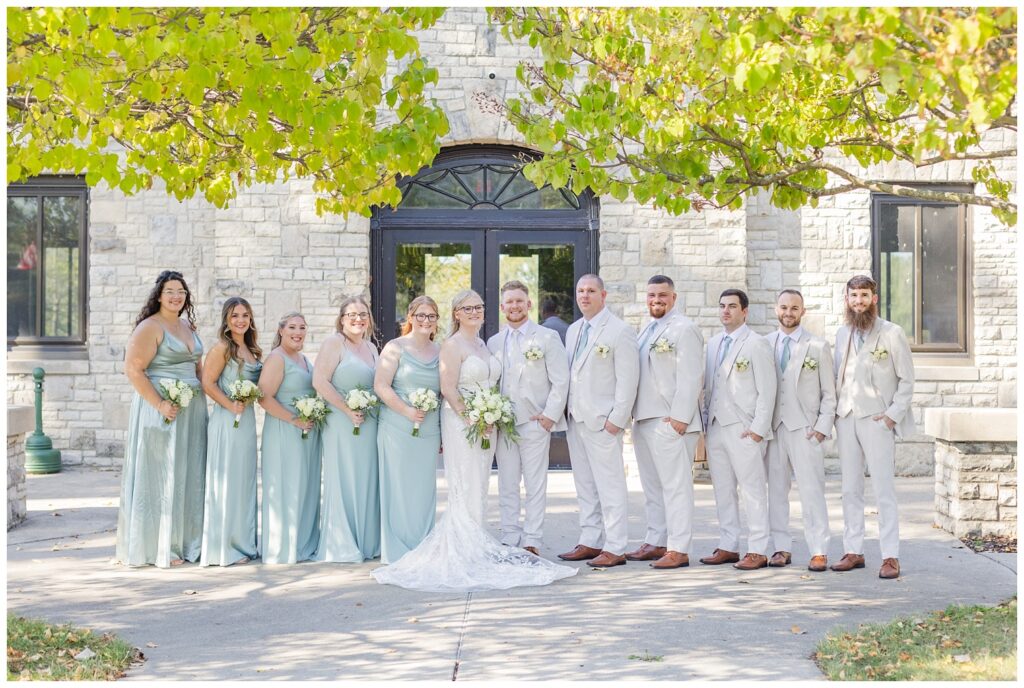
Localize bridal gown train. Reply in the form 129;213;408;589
372;354;576;592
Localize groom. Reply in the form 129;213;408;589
487;280;570;555
559;274;639;568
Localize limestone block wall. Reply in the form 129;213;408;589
934;440;1017;538
7;405;33;529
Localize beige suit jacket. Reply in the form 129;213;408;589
765;329;837;437
834;317;916;439
566;307;640;432
703;325;777;440
632;310;704;432
487;319;569;430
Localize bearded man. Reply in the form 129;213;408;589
832;275;915;580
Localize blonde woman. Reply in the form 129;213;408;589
312;296;381;562
373;290;576;591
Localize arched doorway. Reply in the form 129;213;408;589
370;144;599;468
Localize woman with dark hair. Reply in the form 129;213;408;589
200;297;263;566
116;270;208;568
373;295;442;563
312;295;381;562
258;311;321;564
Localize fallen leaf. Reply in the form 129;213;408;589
146;642;158;648
52;512;62;517
407;617;419;623
182;589;198;595
953;654;971;663
898;652;912;661
27;653;42;662
74;648;96;661
790;625;807;635
799;575;811;579
355;602;363;607
737;580;750;584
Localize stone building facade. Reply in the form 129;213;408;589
7;8;1017;477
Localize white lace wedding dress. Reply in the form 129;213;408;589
372;354;577;592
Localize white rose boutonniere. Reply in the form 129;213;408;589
651;337;674;354
523;344;544;361
871;347;889;362
802;357;818;371
734;357;750;372
594;343;611;358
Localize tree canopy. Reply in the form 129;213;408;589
489;7;1017;225
7;7;448;216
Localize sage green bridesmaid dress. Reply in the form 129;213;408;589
200;359;262;566
260;352;321;564
377;350;441;564
314;345;381;562
116;325;208;568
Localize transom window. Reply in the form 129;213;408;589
399;164;580;210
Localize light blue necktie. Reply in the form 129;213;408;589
638;320;657;351
573;322;591;362
717;335;732;368
780;335;792;372
856;330;866;353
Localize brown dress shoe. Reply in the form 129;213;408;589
879;558;900;579
768;551;792;567
807;555;828;572
523;546;539;556
557;545;602;561
587;551;627;568
699;548;740;565
733;553;769;570
829;553;866;572
650;551;689;569
625;543;667;561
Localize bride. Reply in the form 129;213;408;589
372;289;576;592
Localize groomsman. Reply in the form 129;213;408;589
627;275;704;569
558;274;639;568
487;280;570;555
764;289;836;572
832;275;915;580
699;289;777;570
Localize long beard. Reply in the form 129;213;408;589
845;301;877;331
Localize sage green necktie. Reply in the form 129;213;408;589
780;335;792;372
573;322;591;362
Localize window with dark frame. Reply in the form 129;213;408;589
871;187;970;354
6;176;88;348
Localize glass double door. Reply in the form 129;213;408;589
377;228;593;468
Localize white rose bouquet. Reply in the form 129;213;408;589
227;379;262;428
292;394;330;439
652;337;674;354
802;357;818;371
344;386;379;436
158;378;198;425
595;343;611;358
523;344;544;361
735;357;750;372
407;388;439;437
871;347;889;362
462;385;519;450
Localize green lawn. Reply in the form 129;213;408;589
815;597;1017;680
7;613;142;680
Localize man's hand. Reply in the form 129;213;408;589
662;417;688;435
740;429;763;443
531;414;555;432
603;420;622;435
806;430;827;443
873;414;896;430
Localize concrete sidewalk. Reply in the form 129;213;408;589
6;463;1017;681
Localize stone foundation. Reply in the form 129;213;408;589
7;405;33;530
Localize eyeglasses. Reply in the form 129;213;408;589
162;290;187;297
343;312;370;320
458;304;485;314
412;313;439;322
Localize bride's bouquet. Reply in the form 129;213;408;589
158;378;198;425
292;394;330;439
407;388;439;437
227;379;262;428
344;386;379;436
462;386;518;450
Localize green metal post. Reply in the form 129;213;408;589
24;367;62;474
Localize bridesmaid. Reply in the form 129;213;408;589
116;270;208;568
199;297;262;567
258;311;321;564
374;295;442;564
312;296;381;562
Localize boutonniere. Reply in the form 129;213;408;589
594;343;611;358
871;347;888;361
651;337;674;354
802;357;818;371
734;357;750;372
523;344;544;361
